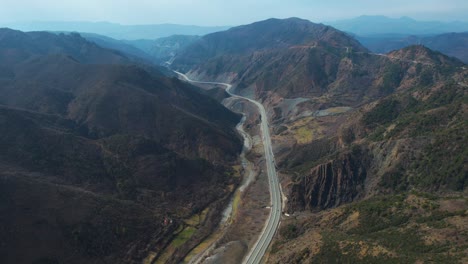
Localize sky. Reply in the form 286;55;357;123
1;0;467;26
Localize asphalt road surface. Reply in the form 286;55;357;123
175;72;282;264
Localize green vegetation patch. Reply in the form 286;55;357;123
311;193;466;263
363;99;401;128
312;231;397;264
365;82;467;191
381;63;404;94
347;195;409;234
280;223;302;240
171;226;196;248
410;123;467;191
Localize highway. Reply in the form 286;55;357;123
175;71;282;264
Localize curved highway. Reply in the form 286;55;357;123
175;71;282;264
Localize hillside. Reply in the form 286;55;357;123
0;28;131;65
173;17;366;71
80;33;201;65
171;18;467;262
265;47;467;263
80;32;153;60
268;47;468;262
0;28;242;264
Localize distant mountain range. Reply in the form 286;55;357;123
2;21;230;40
79;32;153;60
6;16;468;40
356;32;468;63
328;15;468;35
332;16;468;63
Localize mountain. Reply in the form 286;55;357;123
357;32;468;63
173;18;463;107
3;21;230;40
0;28;174;76
142;35;201;64
173;18;391;104
174;17;366;70
282;45;465;210
172;18;467;262
80;32;153;60
0;28;242;264
268;46;468;263
0;28;131;65
77;33;204;65
328;15;468;35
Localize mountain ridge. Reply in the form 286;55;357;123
357;32;468;63
3;21;230;40
328;15;468;35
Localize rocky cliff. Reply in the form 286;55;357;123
287;151;368;211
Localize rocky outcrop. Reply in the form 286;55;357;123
287;151;368;212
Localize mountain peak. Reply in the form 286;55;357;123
173;17;367;71
399;16;415;21
356;15;389;20
388;44;464;66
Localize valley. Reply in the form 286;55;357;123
168;17;467;263
0;9;467;264
175;72;282;264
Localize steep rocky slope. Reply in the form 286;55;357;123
0;29;242;264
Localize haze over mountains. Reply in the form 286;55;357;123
4;15;468;40
0;13;467;264
4;15;468;65
357;32;468;63
3;21;230;40
329;15;468;35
